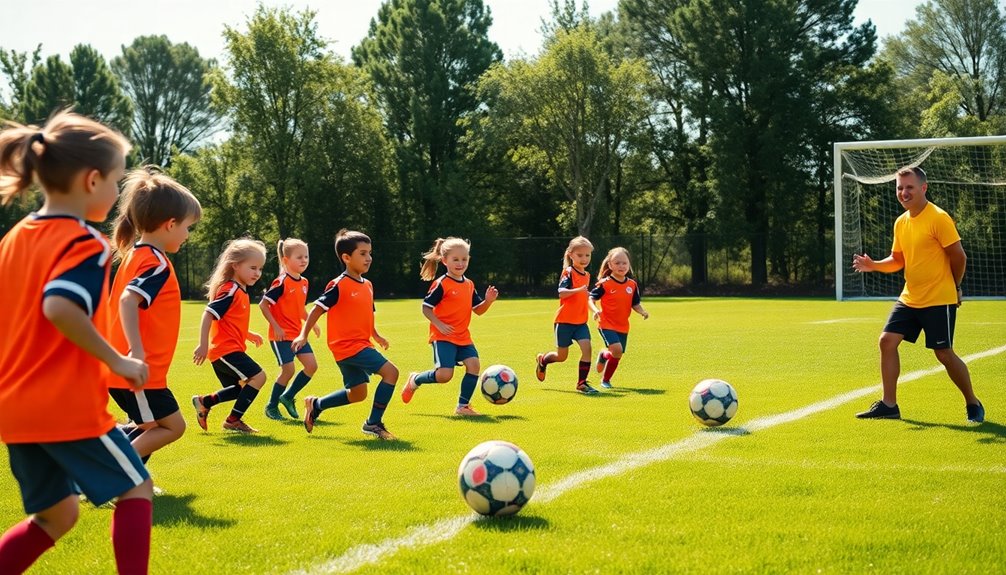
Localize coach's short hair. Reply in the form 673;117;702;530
896;166;927;183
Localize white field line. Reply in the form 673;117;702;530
681;453;1006;475
805;317;875;324
286;344;1006;575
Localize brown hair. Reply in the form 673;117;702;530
0;110;130;205
113;166;202;258
334;229;371;268
277;238;309;274
420;237;471;281
896;166;927;184
205;238;267;299
563;235;594;268
598;246;633;279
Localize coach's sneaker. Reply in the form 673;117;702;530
966;400;985;424
855;400;900;419
596;352;607;373
303;397;319;433
191;395;209;431
264;404;284;420
455;404;481;417
278;395;299;419
401;372;419;404
222;418;258;433
535;354;547;382
577;382;599;395
600;381;613;389
362;420;397;440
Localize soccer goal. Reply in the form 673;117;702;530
834;135;1006;301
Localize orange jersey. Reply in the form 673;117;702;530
107;244;180;390
0;214;116;443
314;274;375;361
590;276;641;333
206;280;251;361
262;273;309;340
423;275;485;345
554;266;591;324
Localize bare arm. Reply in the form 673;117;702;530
258;299;285;338
473;285;499;316
423;305;454;335
557;285;587;299
588;298;601;321
633;303;649;320
852;251;905;274
292;305;326;352
119;291;146;360
945;241;967;286
192;311;214;365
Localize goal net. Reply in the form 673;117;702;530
835;136;1006;300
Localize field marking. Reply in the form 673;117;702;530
805;318;875;325
286;343;1006;575
682;453;1006;475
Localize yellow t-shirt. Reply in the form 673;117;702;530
891;202;961;307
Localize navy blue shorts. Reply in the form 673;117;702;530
598;329;629;352
109;387;180;424
336;347;389;387
884;302;957;349
432;341;479;368
7;427;149;513
212;352;264;387
269;340;314;366
555;322;591;348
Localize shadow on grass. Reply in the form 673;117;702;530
216;434;288;447
153;493;237;528
472;513;550;532
607;387;666;396
411;413;499;423
902;418;1006;444
342;438;419;451
493;414;528;421
280;418;340;427
539;388;620;399
701;426;751;436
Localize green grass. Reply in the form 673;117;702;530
1;298;1004;574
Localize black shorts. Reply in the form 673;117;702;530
211;352;264;387
883;301;957;349
109;388;180;424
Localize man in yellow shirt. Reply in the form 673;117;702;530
851;166;984;423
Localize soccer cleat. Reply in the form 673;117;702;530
596;352;607;373
191;395;209;431
222;418;258;433
855;400;900;419
152;486;165;496
278;395;299;419
264;404;284;420
577;382;600;395
966;400;985;424
535;353;547;382
303;396;318;434
454;404;481;417
401;372;419;404
600;381;613;389
362;420;397;440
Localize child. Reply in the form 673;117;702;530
401;237;499;416
589;247;649;389
534;236;598;395
292;229;398;440
107;168;201;467
0;112;153;574
260;238;319;420
192;239;268;433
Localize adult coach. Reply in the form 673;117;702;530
851;166;984;423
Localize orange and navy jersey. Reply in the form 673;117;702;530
590;276;641;333
0;214;117;443
423;274;485;345
107;244;180;390
262;273;309;340
555;266;591;324
206;280;251;362
314;274;375;361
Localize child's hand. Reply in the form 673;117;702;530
641;310;650;320
193;344;208;365
374;335;390;350
128;347;146;362
484;285;499;303
113;355;148;389
248;331;263;347
312;324;321;337
291;335;307;352
592;310;600;322
270;322;284;336
435;320;455;336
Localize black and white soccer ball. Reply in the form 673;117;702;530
458;440;536;516
689;378;738;426
480;364;518;405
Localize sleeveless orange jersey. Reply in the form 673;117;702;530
589;276;641;333
206;280;251;361
0;215;117;443
554;266;591;324
262;272;309;340
314;274;376;361
423;274;485;345
107;244;180;390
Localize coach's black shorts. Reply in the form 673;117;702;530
883;301;957;349
109;388;180;424
211;352;264;387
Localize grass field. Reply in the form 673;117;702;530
1;297;1004;574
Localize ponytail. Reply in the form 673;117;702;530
277;239;286;273
562;235;594;268
419;237;471;281
111;166;201;259
276;237;309;274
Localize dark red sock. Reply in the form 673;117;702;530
0;518;54;574
112;498;151;575
602;351;612;361
602;356;621;382
578;361;590;384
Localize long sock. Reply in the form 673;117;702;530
602;356;621;383
578;361;590;384
602;350;612;361
202;386;241;408
414;369;439;385
367;381;395;425
458;373;478;406
111;498;152;575
0;518;54;574
227;385;260;422
318;389;352;411
281;371;312;400
267;382;286;408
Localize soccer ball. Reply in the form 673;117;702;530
480;364;518;405
689;378;738;427
458;440;536;516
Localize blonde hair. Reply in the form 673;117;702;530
0;109;130;205
205;238;267;299
420;237;470;281
113;166;202;259
277;237;309;273
598;246;633;279
563;235;594;268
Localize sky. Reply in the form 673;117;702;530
2;0;924;65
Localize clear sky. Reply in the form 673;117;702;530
2;0;922;65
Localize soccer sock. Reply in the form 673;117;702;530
281;371;312;400
458;373;478;406
202;386;241;408
111;498;151;575
602;350;612;362
578;361;590;384
414;369;439;385
318;389;351;411
367;381;395;425
267;382;286;408
602;356;621;382
227;385;260;422
0;518;54;574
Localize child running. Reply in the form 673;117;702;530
293;229;399;440
260;238;319;420
107;168;201;467
192;239;268;433
0;112;153;574
534;236;598;394
589;247;649;389
401;237;498;416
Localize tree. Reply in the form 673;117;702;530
70;44;131;134
112;36;219;166
0;45;42;121
23;55;74;125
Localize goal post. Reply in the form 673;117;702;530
834;135;1006;301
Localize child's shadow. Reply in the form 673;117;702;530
902;418;1006;444
216;434;288;447
540;388;620;399
411;413;499;424
472;513;550;532
608;387;666;396
153;493;237;528
342;438;418;451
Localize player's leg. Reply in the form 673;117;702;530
279;344;318;418
305;358;368;433
924;304;983;422
457;352;482;416
600;338;625;388
131;410;186;460
362;354;398;439
575;335;592;387
265;341;296;419
224;354;266;433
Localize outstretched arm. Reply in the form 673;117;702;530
473;285;498;316
852;251;905;274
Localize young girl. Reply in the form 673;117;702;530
0;112;153;574
589;247;649;389
292;229;399;440
107;168;201;468
192;239;268;433
534;236;598;395
401;237;498;416
260;238;319;420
